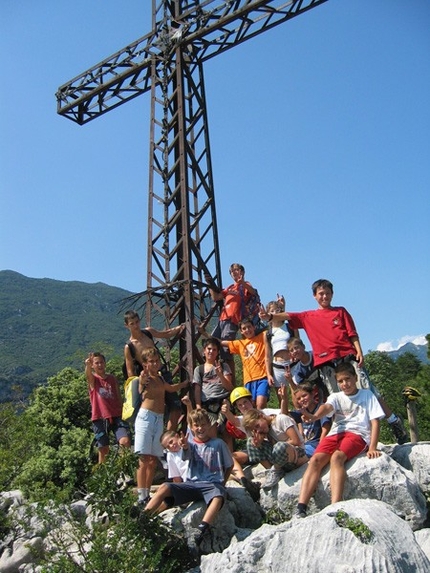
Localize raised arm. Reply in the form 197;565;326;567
85;354;95;390
264;331;275;387
146;324;186;340
216;360;234;392
278;384;290;415
204;271;224;302
221;399;241;427
260;309;291;323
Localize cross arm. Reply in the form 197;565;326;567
56;0;328;125
56;29;161;124
182;0;329;63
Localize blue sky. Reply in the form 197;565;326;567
1;0;429;354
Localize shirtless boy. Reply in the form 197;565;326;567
124;310;185;430
134;348;189;506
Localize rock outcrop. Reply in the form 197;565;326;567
0;443;429;572
200;499;430;573
259;449;428;530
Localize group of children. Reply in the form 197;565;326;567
85;272;409;552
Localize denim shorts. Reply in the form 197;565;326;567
92;417;130;448
134;408;164;457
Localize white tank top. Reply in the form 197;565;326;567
270;324;291;355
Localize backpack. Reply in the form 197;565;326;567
122;329;154;381
122;376;141;422
240;287;266;333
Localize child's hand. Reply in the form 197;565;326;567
278;385;287;400
284;365;292;382
366;448;382;459
221;399;230;415
178;431;188;449
215;360;225;377
301;409;315;423
277;293;286;310
139;371;149;393
181;394;191;406
85;353;93;367
259;304;270;321
251;428;267;447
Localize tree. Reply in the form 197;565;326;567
395;353;422;382
365;348;430;443
2;367;93;500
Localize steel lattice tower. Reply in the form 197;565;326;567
56;0;328;380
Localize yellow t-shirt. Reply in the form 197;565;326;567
228;332;267;384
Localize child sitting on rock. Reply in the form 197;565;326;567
295;362;384;518
290;382;331;457
242;407;308;489
144;408;233;556
160;430;190;483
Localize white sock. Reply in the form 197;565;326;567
138;488;149;501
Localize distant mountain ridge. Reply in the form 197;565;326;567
386;341;429;365
0;270;135;401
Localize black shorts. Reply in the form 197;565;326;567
164;481;226;508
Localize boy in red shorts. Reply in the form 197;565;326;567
295;362;384;518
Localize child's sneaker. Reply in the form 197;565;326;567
130;496;151;518
239;476;261;502
262;467;285;489
187;526;210;560
389;415;408;444
294;506;307;518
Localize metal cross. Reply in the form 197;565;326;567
56;0;327;380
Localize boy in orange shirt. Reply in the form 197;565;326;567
222;318;270;409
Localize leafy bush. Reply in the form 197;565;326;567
35;453;192;573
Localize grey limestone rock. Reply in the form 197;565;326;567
200;499;430;573
259;451;427;530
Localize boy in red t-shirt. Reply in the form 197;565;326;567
85;352;131;463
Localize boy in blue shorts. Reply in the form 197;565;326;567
295;362;384;517
134;348;189;507
145;408;233;554
222;318;270;409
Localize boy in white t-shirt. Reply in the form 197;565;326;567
160;430;189;482
295;362;384;518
